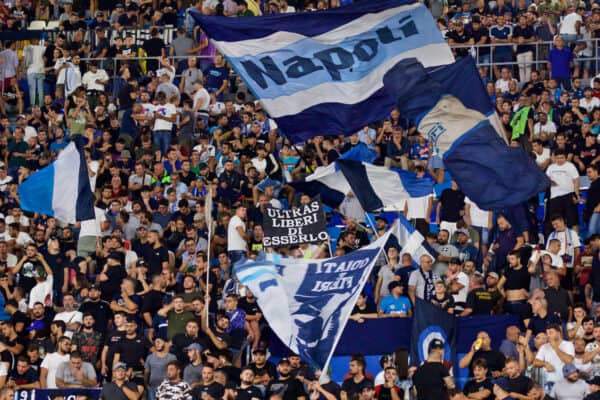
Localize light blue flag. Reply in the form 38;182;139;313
235;231;391;373
394;214;437;267
18;142;94;223
192;0;454;143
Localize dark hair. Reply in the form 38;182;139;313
472;358;488;370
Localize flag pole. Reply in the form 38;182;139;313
205;185;213;322
365;213;390;266
318;231;393;383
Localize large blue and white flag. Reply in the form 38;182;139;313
338;142;378;164
19;142;94;223
396;56;550;210
295;159;434;212
192;0;454;143
235;231;391;372
394;214;437;267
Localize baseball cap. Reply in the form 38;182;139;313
89;284;101;291
487;272;500;280
193;213;205;222
428;338;445;352
252;347;267;355
26;320;45;332
456;229;469;236
449;257;462;265
113;362;127;370
136;259;147;267
588;376;600;385
184;343;203;352
563;363;578;377
278;358;291;365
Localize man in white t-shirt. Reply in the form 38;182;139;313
53;293;83;337
40;336;71;388
545;149;580;231
445;258;470;314
192;80;210;126
81;62;109;94
464;196;492;252
559;4;583;46
534;112;557;142
532;140;552;170
227;206;248;265
580;87;600;113
152;91;177;156
534;324;575;387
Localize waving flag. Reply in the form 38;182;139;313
410;298;456;366
394;214;437;267
19;142;94;223
338;142;378;163
293;159;434;212
396;56;550;210
235;231;391;372
192;0;454;143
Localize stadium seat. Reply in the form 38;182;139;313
29;20;47;30
46;20;61;30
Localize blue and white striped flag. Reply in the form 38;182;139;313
18;142;94;223
192;0;454;142
394;214;436;267
235;231;391;373
302;159;434;212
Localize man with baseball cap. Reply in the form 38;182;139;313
412;338;454;400
266;357;306;399
100;361;142;400
549;363;589;399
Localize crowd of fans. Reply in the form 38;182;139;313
5;0;600;399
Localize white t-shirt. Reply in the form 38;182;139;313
495;78;512;93
152;103;177;131
534;121;557;138
54;310;83;336
81;69;109;91
560;11;582;35
465;197;490;228
405;195;432;220
536;340;575;383
228;215;247;251
546;228;581;268
28;275;53;309
452;271;470;305
41;352;70;388
534;147;551;168
25;44;45;74
550;378;589;400
193;88;210;113
580;97;600;113
546;162;579;198
79;207;107;238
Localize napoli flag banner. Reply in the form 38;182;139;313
192;0;454;143
18;142;94;223
410;298;456;366
235;231;391;372
395;56;550;210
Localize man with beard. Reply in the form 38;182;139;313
71;313;102;369
267;358;306;400
237;367;262;400
172;320;207;364
144;335;177;400
99;362;143;400
155;361;192;400
53;293;82;336
40;336;70;389
100;312;127;380
551;363;590;399
78;285;112;336
192;364;225;400
113;317;151;385
249;348;276;383
182;343;203;387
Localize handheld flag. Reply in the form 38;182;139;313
18;142;94;223
235;231;391;372
410;298;456;366
296;159;434;211
396;56;550;210
192;0;454;142
338;142;378;164
394;214;437;267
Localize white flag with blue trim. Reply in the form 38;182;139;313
18;142;94;223
192;0;454;143
235;231;391;371
394;214;436;267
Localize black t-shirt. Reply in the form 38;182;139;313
446;30;472;57
141;290;165;318
99;264;127;302
412;361;449;400
142;38;165;58
79;300;113;335
249;361;277;379
351;302;377;315
471;27;490;55
238;298;261;316
341;376;374;397
192;381;225;399
465;289;494;315
512;25;535;53
237;385;263;400
579;143;600;169
463;378;493;400
544;286;571;321
114;335;151;371
504;266;531;291
142;245;169;277
374;385;403;400
267;377;306;400
467;350;505;376
506;375;534;395
439;189;465;222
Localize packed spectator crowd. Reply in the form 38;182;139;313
6;0;600;399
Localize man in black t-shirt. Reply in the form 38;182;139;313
412;339;453;400
446;20;473;57
266;358;306;400
504;357;534;396
437;181;465;232
113;317;151;384
192;364;225;400
463;359;493;400
237;367;263;400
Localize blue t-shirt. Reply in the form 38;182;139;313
489;25;513;54
379;295;412;315
204;65;229;93
548;47;573;78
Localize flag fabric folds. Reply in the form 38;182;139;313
192;0;454;143
396;56;550;210
394;214;437;266
18;142;94;223
338;143;378;164
296;159;434;212
235;231;391;371
410;298;457;366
